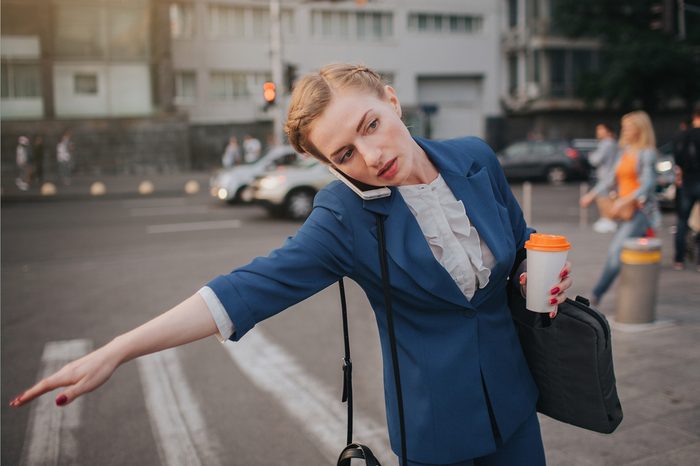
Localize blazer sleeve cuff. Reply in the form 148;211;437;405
206;275;256;341
197;286;235;342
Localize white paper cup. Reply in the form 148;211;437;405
524;233;571;313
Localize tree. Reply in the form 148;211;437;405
552;0;700;112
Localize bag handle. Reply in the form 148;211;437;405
337;213;408;466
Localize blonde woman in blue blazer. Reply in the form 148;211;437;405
12;64;573;465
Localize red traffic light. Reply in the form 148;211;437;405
263;82;276;104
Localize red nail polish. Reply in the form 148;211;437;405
549;312;556;318
55;395;68;406
550;297;557;305
560;271;568;278
550;287;560;295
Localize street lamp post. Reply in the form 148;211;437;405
269;0;284;146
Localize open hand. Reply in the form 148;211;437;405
9;344;120;408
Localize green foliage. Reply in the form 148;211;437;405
552;0;700;112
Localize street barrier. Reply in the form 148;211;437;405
616;238;662;324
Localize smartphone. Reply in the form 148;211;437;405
328;166;391;200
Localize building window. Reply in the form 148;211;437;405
55;4;148;59
175;71;196;103
407;13;482;34
109;7;148;59
311;10;393;41
170;3;195;39
210;71;270;100
251;8;270;39
508;0;518;28
1;62;42;98
356;12;393;40
54;5;104;57
548;49;567;97
282;10;295;38
209;5;245;38
508;54;518;96
74;73;98;95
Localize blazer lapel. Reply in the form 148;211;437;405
363;188;471;309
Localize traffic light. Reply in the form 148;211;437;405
650;1;673;33
263;81;276;108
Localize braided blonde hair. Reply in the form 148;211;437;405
284;63;387;162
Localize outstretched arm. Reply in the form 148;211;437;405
10;293;217;408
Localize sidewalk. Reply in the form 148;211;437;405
0;171;213;202
534;218;700;465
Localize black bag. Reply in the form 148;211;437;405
507;280;623;433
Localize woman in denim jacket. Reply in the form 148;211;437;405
580;110;660;305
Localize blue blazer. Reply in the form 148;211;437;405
208;137;538;464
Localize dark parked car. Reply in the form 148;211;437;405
497;139;596;184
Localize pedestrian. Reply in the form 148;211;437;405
221;136;241;168
672;107;700;271
10;64;574;466
56;131;73;186
33;135;45;183
588;123;619;233
242;134;261;163
580;110;660;305
15;136;33;191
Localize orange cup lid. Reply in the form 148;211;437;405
524;233;571;252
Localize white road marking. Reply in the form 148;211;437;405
146;219;241;234
224;331;394;465
19;339;92;466
121;198;187;208
130;205;211;217
137;349;223;466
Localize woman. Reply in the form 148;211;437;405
11;64;572;466
580;110;659;305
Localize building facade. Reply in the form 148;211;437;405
1;0;189;176
171;0;504;164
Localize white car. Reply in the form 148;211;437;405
248;158;335;219
209;145;300;203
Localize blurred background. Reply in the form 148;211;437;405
2;0;698;176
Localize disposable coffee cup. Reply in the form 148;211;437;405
524;233;571;313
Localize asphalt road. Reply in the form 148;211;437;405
2;192;393;466
3;182;694;466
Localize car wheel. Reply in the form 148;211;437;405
285;189;315;220
546;166;567;185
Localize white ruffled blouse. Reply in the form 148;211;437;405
397;174;494;300
200;173;495;341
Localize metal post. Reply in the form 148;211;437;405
269;0;284;146
523;181;532;226
616;238;662;324
678;0;686;40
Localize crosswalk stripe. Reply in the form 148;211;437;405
19;339;92;466
223;331;394;465
129;206;211;217
146;219;242;234
138;348;223;466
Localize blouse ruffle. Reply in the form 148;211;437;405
398;174;493;300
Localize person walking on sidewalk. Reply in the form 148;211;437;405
15;136;33;191
10;64;575;466
221;136;241;168
673;107;700;271
580;111;660;305
588;123;619;233
56;131;74;186
242;134;261;163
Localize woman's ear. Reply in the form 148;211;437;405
384;85;402;118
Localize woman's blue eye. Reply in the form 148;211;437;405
368;119;378;130
340;148;353;163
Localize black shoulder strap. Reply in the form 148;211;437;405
337;213;408;466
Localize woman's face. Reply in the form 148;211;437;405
620;118;640;145
307;86;427;186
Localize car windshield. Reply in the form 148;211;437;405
503;142;529;157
